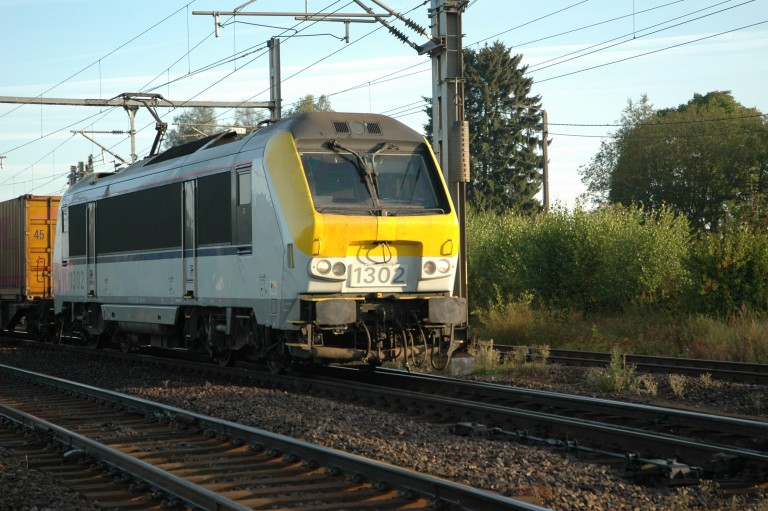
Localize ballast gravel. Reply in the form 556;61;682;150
1;344;766;511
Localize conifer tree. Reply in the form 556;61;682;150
425;41;546;214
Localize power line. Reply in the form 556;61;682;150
9;0;349;162
313;1;756;122
3;1;765;199
0;1;197;122
549;129;766;139
0;133;79;186
130;0;360;155
536;20;767;83
529;0;754;73
503;0;685;51
549;112;768;127
468;0;589;47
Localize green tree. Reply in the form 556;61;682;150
164;106;218;148
578;95;655;207
286;94;332;117
425;41;546;214
580;91;768;231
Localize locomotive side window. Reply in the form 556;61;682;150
68;203;87;257
96;183;182;253
61;206;68;233
238;172;251;206
197;172;232;245
234;166;252;245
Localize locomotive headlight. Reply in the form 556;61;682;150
332;262;346;277
316;259;332;275
309;258;347;281
422;258;453;279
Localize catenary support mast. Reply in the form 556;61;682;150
0;94;272;162
429;0;469;304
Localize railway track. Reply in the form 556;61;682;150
316;366;768;484
495;345;768;384
4;338;768;493
0;362;545;511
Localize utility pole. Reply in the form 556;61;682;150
429;0;469;303
542;108;549;212
268;37;282;121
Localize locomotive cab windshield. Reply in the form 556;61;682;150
300;142;449;216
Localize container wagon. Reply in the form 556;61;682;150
0;194;60;338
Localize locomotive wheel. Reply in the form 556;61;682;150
212;347;233;366
53;317;64;344
265;343;289;374
429;331;450;371
83;331;101;349
115;332;134;354
266;356;286;374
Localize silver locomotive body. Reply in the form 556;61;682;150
53;112;466;368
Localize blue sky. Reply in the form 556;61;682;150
1;0;766;205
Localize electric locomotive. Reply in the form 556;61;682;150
52;111;466;368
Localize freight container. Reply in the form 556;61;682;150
0;195;60;330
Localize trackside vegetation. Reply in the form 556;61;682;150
468;205;768;363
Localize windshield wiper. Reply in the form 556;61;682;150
327;140;381;208
389;207;446;216
317;205;377;216
368;141;397;196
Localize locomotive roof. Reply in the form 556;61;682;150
61;111;426;203
279;111;424;145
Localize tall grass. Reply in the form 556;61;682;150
470;297;768;363
467;206;768;362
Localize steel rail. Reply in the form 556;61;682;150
309;367;768;472
331;366;768;442
0;363;547;511
0;402;254;511
6;339;768;482
496;346;768;384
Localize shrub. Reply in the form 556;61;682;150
467;204;690;314
685;225;768;317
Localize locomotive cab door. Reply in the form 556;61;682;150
183;181;197;298
86;201;96;297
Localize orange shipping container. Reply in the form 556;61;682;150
0;195;60;301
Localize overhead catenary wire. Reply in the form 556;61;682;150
490;0;685;51
469;0;590;47
0;1;198;122
2;0;765;198
134;0;430;153
548;112;768;127
529;0;755;74
129;0;361;155
536;20;767;83
9;1;352;167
